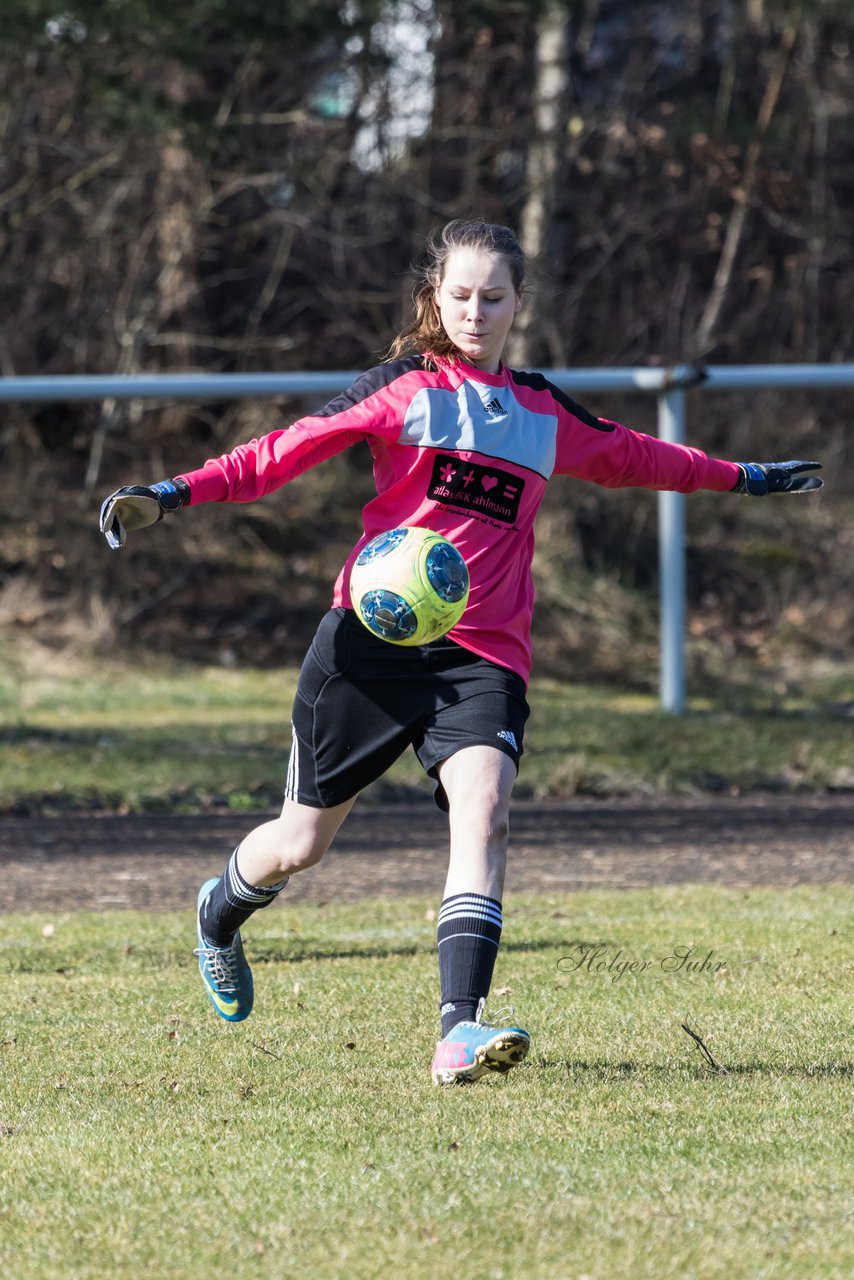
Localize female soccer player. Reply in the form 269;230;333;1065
100;219;822;1085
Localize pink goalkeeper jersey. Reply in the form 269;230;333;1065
177;353;740;684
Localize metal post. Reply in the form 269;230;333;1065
657;388;687;714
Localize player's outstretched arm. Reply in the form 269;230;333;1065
99;478;190;550
730;460;823;496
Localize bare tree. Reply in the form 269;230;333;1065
693;5;802;357
505;0;570;369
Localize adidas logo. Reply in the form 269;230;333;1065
496;729;518;751
484;397;505;416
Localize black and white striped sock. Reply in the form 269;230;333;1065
437;892;503;1037
200;848;289;948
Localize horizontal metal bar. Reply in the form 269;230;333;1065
546;363;854;392
700;363;854;390
0;366;707;402
0;372;358;402
548;363;854;392
4;363;854;404
0;369;643;402
538;366;708;393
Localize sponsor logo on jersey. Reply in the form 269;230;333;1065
428;454;524;524
497;729;518;751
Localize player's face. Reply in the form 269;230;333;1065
434;248;523;373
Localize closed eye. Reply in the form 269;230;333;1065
452;294;505;303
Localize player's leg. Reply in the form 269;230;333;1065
223;794;358;891
195;609;360;1023
198;794;355;948
195;795;355;1023
440;742;514;900
195;608;421;1023
430;744;530;1084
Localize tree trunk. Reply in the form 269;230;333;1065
505;0;570;370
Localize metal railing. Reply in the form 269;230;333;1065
2;362;846;712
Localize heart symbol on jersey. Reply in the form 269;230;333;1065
481;475;498;491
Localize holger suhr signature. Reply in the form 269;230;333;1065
557;944;727;983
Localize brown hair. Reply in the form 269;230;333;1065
386;219;527;361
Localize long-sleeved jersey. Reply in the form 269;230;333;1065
177;353;740;684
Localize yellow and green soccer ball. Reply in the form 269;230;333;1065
349;526;470;646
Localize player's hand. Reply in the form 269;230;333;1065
99;479;189;550
731;460;823;496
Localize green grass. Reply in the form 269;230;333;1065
1;888;851;1279
1;642;852;812
0;651;299;813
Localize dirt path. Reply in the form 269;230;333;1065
1;795;850;912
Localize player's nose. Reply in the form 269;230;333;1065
465;295;483;321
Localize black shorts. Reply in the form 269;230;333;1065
284;608;529;811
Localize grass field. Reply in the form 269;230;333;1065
2;641;853;812
2;887;852;1280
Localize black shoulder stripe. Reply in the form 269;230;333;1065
510;368;615;432
314;355;428;419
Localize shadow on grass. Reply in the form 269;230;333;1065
542;1058;854;1080
251;937;574;965
8;936;611;977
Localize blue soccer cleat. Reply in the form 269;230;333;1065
193;878;254;1022
431;1001;530;1085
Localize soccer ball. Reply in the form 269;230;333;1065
349;526;470;646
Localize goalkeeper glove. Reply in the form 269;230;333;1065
731;460;823;496
99;478;190;550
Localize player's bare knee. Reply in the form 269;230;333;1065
474;798;510;844
448;795;509;850
486;813;510;852
261;820;329;874
295;846;328;872
274;844;326;874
